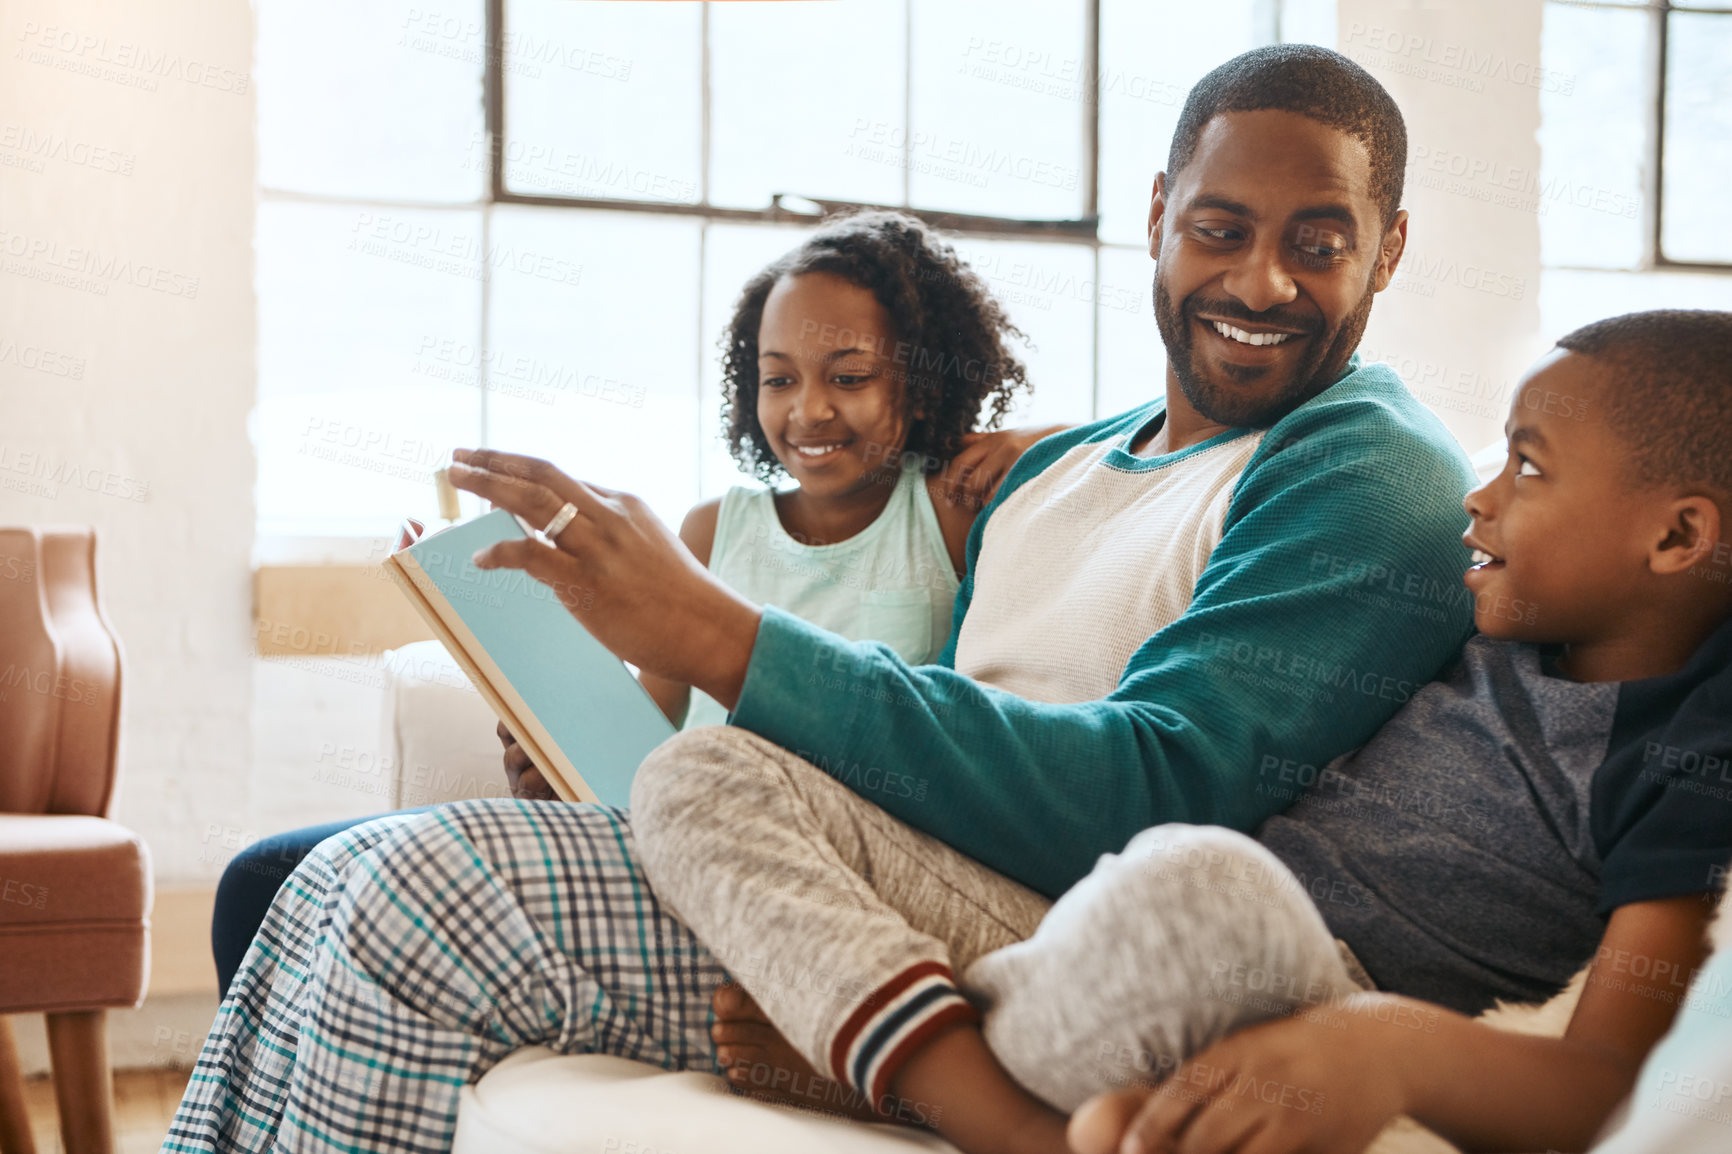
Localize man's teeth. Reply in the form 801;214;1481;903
1211;320;1294;347
795;443;844;458
1470;549;1500;565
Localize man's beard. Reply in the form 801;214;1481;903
1152;271;1376;429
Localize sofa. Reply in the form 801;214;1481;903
381;643;1415;1153
376;637;1610;1154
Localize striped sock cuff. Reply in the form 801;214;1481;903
828;960;980;1108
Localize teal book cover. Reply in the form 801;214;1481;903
393;509;676;808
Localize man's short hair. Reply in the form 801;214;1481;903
1556;309;1732;494
1167;45;1407;227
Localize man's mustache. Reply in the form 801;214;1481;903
1182;296;1321;337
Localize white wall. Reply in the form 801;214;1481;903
1339;0;1547;454
0;0;257;882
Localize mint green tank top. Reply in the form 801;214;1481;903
683;458;961;730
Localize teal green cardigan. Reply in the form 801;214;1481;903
730;358;1479;899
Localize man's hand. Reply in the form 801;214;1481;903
1069;1001;1410;1154
496;719;558;801
935;424;1070;511
447;450;762;709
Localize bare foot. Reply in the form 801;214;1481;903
710;982;892;1126
888;1019;1071;1154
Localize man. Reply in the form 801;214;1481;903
166;45;1477;1154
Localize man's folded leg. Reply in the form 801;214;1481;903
630;726;1056;1113
163;799;728;1154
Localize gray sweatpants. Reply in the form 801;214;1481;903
631;726;1361;1112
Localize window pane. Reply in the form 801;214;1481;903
1097;0;1261;245
257;0;484;201
699;223;817;498
949;238;1097;426
484;208;703;530
709;1;906;209
1095;245;1160;420
1661;12;1732;264
1537;3;1647;268
1542;267;1732;342
502;0;700;204
256;202;483;536
908;0;1089;219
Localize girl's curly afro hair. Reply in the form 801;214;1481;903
719;209;1031;484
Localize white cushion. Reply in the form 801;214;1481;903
380;640;512;808
453;1049;960;1154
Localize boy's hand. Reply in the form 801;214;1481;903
447;449;761;710
938;424;1070;511
1070;1002;1410;1154
496;719;558;801
1075;897;1718;1154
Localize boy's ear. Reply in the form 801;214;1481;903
1371;209;1409;293
1650;494;1726;577
1147;172;1168;260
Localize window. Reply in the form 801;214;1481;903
1537;0;1732;340
1660;3;1732;264
1539;0;1732;270
256;0;1328;541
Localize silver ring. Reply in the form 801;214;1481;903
541;501;579;540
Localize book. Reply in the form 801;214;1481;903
383;508;676;807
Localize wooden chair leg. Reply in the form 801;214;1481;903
45;1011;112;1154
0;1017;38;1154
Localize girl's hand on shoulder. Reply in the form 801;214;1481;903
937;424;1071;512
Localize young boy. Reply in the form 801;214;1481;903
629;309;1732;1154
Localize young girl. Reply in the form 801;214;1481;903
646;209;1055;729
497;208;1067;796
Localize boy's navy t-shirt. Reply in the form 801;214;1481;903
1256;614;1732;1014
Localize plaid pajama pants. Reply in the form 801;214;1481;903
162;799;728;1153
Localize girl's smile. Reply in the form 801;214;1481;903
756;271;911;518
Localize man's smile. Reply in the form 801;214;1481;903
1192;312;1310;363
1208;320;1296;346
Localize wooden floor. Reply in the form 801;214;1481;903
18;1068;191;1154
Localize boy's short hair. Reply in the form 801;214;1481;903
1167;45;1408;227
1555;309;1732;494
